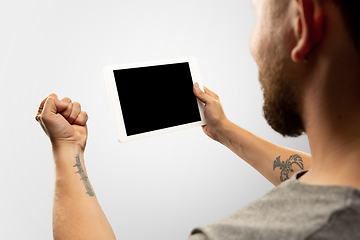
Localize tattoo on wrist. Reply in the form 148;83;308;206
273;154;304;182
73;155;94;197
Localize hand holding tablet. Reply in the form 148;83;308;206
104;57;206;142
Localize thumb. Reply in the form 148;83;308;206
193;83;212;104
42;94;68;118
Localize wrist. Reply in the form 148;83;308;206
51;143;94;198
213;118;234;144
51;141;85;168
51;140;85;154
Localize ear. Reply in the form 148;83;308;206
291;0;325;62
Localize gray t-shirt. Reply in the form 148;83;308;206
188;171;360;240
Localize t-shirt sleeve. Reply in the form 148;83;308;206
188;233;208;240
187;227;210;240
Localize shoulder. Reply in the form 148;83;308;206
188;172;360;240
307;189;360;240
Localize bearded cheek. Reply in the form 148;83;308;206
250;26;270;68
263;82;305;137
260;53;305;137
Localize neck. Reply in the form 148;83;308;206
300;52;360;190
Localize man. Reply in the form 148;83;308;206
36;0;360;239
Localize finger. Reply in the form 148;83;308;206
193;83;213;104
35;97;48;122
41;94;68;120
59;97;72;119
67;102;81;124
204;87;220;100
74;111;88;126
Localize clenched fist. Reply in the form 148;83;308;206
35;93;88;150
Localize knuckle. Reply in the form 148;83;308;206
61;97;72;103
46;95;57;103
198;91;205;97
82;112;89;123
48;93;58;99
73;102;81;109
75;111;88;125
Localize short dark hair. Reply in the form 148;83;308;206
332;1;360;52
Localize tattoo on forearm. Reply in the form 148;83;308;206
73;155;94;197
273;154;304;182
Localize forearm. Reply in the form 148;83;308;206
217;120;311;185
52;144;116;240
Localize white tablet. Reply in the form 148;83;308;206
104;57;206;143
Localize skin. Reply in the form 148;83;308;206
36;95;116;240
196;0;360;189
253;0;360;190
35;0;360;238
193;83;310;185
290;1;360;189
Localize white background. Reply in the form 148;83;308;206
0;0;310;239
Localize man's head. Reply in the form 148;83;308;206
250;0;360;137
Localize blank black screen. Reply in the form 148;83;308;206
113;62;201;136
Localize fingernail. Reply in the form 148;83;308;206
195;82;199;89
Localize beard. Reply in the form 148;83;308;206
259;52;305;137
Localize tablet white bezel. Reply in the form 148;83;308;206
104;57;206;143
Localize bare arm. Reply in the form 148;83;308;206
36;94;116;240
193;83;311;185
